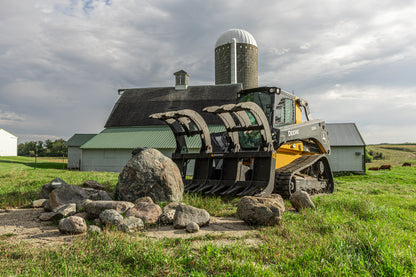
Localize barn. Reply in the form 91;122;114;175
0;128;18;156
78;72;240;172
326;123;366;173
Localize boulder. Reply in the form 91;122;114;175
289;190;315;211
125;202;162;224
115;148;184;203
39;212;60;221
236;194;285;226
48;184;112;211
83;180;105;190
135;196;154;204
58;216;87;234
39;177;68;199
39;203;76;221
99;209;124;227
186;222;199;233
83;200;135;218
173;204;210;229
118;217;144;233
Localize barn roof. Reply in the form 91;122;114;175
66;134;96;147
326;123;365;146
81;126;225;150
104;84;241;128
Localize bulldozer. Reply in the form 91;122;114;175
150;86;334;198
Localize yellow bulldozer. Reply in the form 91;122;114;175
150;86;334;198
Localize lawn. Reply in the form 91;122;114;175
0;151;415;276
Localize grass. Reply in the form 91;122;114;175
1;151;416;276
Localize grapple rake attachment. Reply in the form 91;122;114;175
149;102;277;197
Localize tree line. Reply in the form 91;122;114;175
18;139;68;157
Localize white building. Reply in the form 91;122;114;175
0;128;18;156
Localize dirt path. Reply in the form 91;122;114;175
0;208;259;247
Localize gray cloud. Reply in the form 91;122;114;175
0;0;415;144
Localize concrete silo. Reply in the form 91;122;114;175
215;29;258;89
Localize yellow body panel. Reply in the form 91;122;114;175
295;97;302;124
274;142;315;170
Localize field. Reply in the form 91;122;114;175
1;146;416;276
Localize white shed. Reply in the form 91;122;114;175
0;128;18;156
326;123;366;173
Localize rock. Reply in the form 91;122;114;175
73;212;88;219
125;202;162;224
159;202;181;225
58;216;87;234
99;209;124;227
39;203;76;221
83;180;105;190
186;222;199;233
48;184;112;211
88;225;102;234
236;194;285;226
135;196;154;204
39;177;68;199
289;190;315;211
32;199;48;208
39;212;60;221
83;200;135;218
89;190;112;201
115;148;184;203
173;204;210;229
118;216;144;233
53;203;77;217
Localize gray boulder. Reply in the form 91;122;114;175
125;202;162;224
58;216;87;234
39;203;77;221
39;177;68;199
48;184;111;211
186;222;199;233
83;200;135;218
115;148;184;203
289;190;315;211
99;209;124;226
236;194;285;226
118;216;144;233
135;196;154;204
173;204;210;229
88;225;102;234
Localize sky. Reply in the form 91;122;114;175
1;0;415;144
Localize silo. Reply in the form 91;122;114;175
215;29;258;89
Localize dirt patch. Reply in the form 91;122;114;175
0;208;260;247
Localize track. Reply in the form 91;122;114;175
274;154;334;198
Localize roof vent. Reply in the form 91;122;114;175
174;70;189;90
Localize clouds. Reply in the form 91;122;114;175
0;0;415;143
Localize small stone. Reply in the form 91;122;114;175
88;225;102;234
125;202;162;224
173;204;210;229
84;200;135;218
135;196;154;204
99;209;123;226
53;203;77;217
39;212;58;221
186;222;199;233
32;199;48;208
83;180;105;190
118;216;144;233
58;216;87;234
289;190;315;211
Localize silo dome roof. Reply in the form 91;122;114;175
215;29;257;48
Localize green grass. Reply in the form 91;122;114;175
1;154;416;276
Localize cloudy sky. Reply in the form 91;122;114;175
1;0;415;144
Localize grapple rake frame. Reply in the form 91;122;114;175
150;102;277;196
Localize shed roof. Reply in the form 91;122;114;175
105;84;241;128
66;134;97;147
81;126;225;150
326;123;365;146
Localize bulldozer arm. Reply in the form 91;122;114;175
150;102;276;196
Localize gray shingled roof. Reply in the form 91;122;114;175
326;123;365;146
65;134;97;147
105;84;242;127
